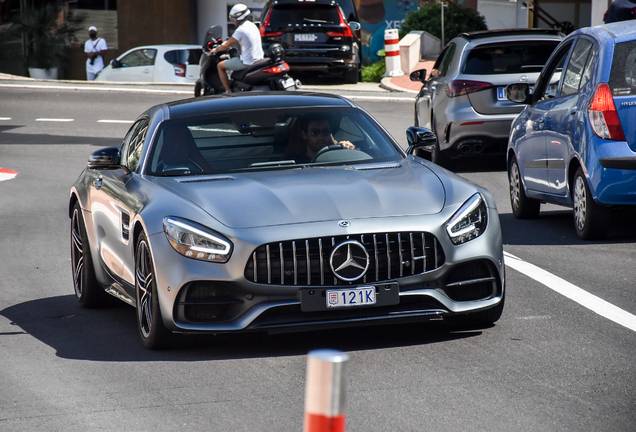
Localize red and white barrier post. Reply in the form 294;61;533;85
303;349;349;432
383;28;403;77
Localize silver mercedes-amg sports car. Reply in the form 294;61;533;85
69;92;504;349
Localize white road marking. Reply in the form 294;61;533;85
36;118;74;122
504;251;636;332
0;168;17;182
97;119;134;124
0;117;11;120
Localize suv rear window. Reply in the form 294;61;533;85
164;49;202;65
269;4;340;26
463;41;559;75
609;40;636;96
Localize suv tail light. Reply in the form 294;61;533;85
445;80;492;98
173;64;186;77
259;9;283;37
326;8;353;38
588;83;626;141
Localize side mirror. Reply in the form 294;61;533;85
406;127;437;154
409;69;427;83
349;21;361;32
507;83;531;104
88;147;125;170
111;59;122;68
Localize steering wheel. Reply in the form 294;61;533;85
310;144;343;163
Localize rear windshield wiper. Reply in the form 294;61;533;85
303;18;329;24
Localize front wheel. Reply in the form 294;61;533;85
430;117;454;170
71;203;109;308
509;156;540;219
194;81;202;97
343;67;358;84
135;232;172;350
573;168;611;240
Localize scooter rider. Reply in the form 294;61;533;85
209;4;264;94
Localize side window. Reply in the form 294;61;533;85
120;49;157;67
120;119;149;172
432;43;456;77
562;39;595;96
535;41;572;102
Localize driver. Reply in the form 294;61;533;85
289;116;355;163
209;4;264;94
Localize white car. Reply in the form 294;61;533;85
95;44;202;83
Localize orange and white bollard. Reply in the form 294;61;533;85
303;349;349;432
383;28;403;77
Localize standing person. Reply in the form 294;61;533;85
84;26;107;81
208;4;263;93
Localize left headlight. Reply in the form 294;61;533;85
163;217;233;263
446;193;488;245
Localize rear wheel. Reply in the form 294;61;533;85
194;81;202;97
135;232;172;350
430;117;454;170
573;168;611;240
343;67;358;84
509;156;540;219
71;203;109;308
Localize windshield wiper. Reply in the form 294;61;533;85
303;18;328;24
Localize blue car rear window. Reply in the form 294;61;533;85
609;40;636;96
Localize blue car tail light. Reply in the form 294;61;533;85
588;83;626;141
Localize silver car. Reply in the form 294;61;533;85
69;92;505;349
410;29;563;169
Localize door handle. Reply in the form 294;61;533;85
93;177;103;189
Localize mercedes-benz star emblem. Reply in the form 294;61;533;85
330;240;369;282
338;220;351;228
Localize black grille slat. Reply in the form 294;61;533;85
245;232;445;286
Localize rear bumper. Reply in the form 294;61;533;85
442;119;514;157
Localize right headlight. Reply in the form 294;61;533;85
163;217;233;262
445;193;488;245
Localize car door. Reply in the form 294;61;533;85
516;41;573;193
415;43;456;130
545;37;596;196
88;119;148;282
109;48;157;82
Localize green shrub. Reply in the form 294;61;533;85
399;3;487;42
362;60;386;83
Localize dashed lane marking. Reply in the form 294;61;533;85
36;118;74;122
97;119;134;124
504;251;636;333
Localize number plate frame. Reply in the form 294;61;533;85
300;282;400;312
326;287;376;308
294;33;317;42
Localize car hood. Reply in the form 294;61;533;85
153;159;446;229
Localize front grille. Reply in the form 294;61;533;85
244;232;445;286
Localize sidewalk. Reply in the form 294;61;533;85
379;58;436;94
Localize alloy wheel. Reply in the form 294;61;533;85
71;208;84;299
136;240;154;339
573;175;587;231
509;161;521;213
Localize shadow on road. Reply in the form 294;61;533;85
1;294;483;361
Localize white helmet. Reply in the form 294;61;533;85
229;4;251;22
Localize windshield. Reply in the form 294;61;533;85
146;108;402;176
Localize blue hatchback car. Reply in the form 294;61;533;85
506;21;636;240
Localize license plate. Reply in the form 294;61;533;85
497;87;507;100
282;77;295;89
295;33;317;42
326;287;376;308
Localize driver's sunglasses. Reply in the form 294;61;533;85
309;127;331;137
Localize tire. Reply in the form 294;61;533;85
343;67;358;84
71;203;109;308
194;81;202;97
430;117;455;170
509;156;540;219
572;168;611;240
135;232;172;350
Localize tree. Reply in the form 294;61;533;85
399;2;487;42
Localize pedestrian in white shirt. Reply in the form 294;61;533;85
84;26;107;81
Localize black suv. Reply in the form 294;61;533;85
259;0;361;83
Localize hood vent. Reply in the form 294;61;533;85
178;176;234;184
354;163;401;171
